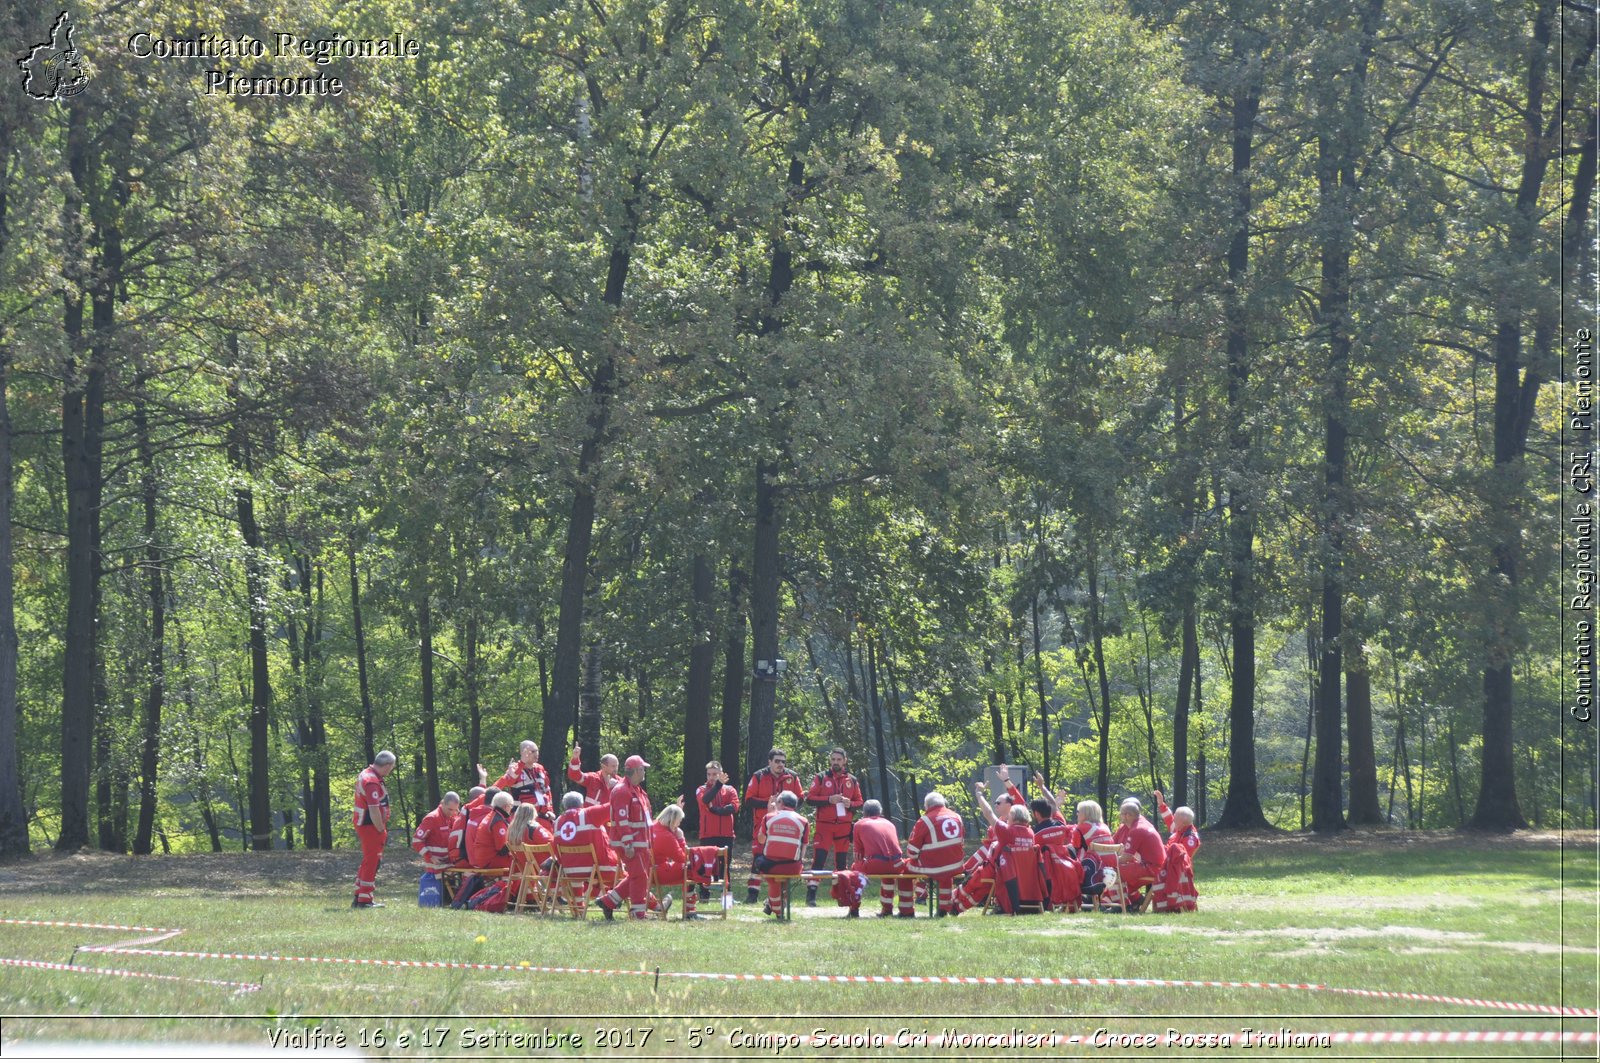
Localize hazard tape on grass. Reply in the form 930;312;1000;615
0;956;261;993
71;943;1598;1018
7;917;1594;1021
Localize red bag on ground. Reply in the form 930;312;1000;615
831;870;866;909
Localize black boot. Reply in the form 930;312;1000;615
805;886;818;907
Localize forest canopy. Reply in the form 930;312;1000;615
0;0;1592;856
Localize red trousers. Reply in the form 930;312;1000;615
1117;858;1159;896
355;825;385;903
619;849;654;917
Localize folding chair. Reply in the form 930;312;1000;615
511;840;553;913
1090;841;1130;912
548;839;605;918
982;844;1045;915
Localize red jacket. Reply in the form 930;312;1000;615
1157;800;1202;857
806;769;864;829
353;766;388;829
695;780;740;839
553;803;617;867
651;822;688;871
467;806;512;867
508;820;553;877
1113;815;1167;871
609;779;653;855
744;768;803;841
851;816;902;864
906;806;965;875
760;808;809;863
495;760;554;817
1034;816;1075;858
567;753;618;805
411;805;454;869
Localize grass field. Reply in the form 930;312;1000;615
0;830;1596;1059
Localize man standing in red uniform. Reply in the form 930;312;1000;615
566;744;620;805
694;760;739;902
412;791;460;873
804;748;863;906
600;755;666;920
495;740;555;822
850;800;912;917
352;750;396;908
743;748;803;903
905;791;965;916
1111;797;1166;912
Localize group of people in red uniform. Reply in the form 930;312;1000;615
363;745;1200;919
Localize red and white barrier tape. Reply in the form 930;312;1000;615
9;917;1594;1020
0;918;182;934
1331;1031;1598;1045
74;944;1598;1018
0;956;260;993
801;1030;1600;1049
0;918;258;994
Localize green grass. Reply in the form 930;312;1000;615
0;831;1595;1058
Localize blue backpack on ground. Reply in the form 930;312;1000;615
419;870;443;907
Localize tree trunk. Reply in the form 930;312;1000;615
984;648;1009;766
349;535;375;765
417;591;440;809
310;563;330;847
1087;533;1113;810
682;552;716;834
747;458;781;773
866;637;892;804
1346;656;1382;824
1216;30;1270;830
57;97;103;852
463;610;481;791
542;240;630;781
1173;599;1197;808
0;45;26;858
1031;592;1051;786
719;562;747;787
132;383;164;855
227;355;274;852
578;642;604;760
1469;3;1558;832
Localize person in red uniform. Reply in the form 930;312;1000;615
505;801;554;891
743;748;803;903
1149;791;1200;912
905;791;965;916
754;791;810;916
849;800;913;917
1070;798;1115;905
693;760;739;902
552;790;621;900
566;744;620;805
1110;797;1166;912
1025;775;1079;912
352;750;396;907
600;755;666;920
467;792;516;871
975;784;1040;913
948;783;1018;915
649;804;721;919
412;791;461;873
446;766;490;867
1153;790;1202;858
804;748;864;906
495;740;555;822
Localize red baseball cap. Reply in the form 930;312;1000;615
624;755;650;770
